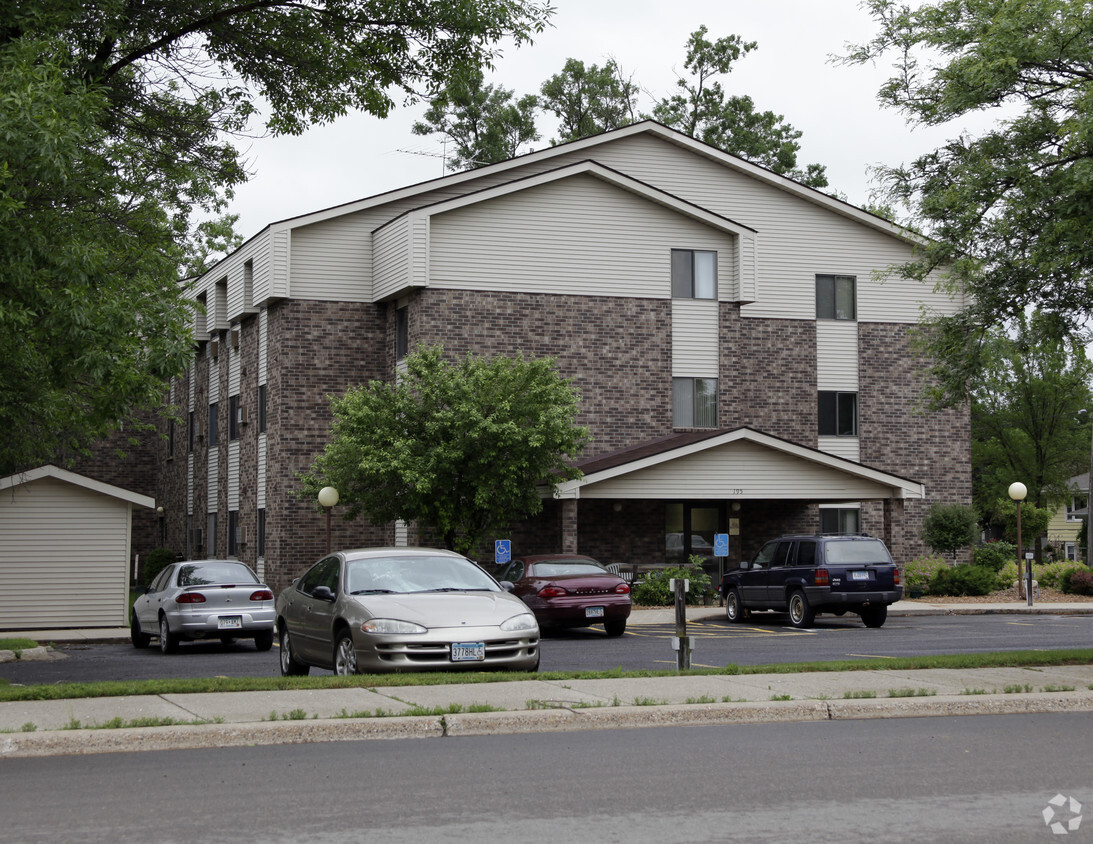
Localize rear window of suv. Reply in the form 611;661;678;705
824;539;892;564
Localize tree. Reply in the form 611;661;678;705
922;502;978;561
0;0;552;476
652;26;829;187
412;68;540;171
181;215;245;280
843;0;1093;406
969;312;1093;525
539;58;639;144
300;346;589;556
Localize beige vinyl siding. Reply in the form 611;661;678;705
289;214;373;301
208;357;219;404
257;434;267;510
373;215;411;302
258;308;268;383
187;453;194;513
228;441;240;511
816;321;859;390
207;450;218;514
429;175;735;298
228;333;241;395
581;440;894;500
0;478;130;628
818;436;861;462
270;229;290;299
672;300;719;377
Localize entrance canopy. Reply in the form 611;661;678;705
549;428;925;502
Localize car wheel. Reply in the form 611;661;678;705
725;589;745;623
158;615;179;654
860;605;888;628
333;629;358;675
788;590;815;629
130;613;151;648
603;618;627;637
279;626;310;676
254;629;274;651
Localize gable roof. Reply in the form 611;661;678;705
550;428;926;501
0;465;156;509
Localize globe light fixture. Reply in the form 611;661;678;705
318;486;339;553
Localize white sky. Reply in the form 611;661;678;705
225;0;973;239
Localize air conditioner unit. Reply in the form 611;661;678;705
209;339;219;359
230;328;240;350
238;525;249;546
195;422;205;441
238;406;249;426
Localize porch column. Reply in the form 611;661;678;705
882;498;906;564
561;498;578;553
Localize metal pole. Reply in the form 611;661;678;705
325;506;332;555
1016;499;1023;600
674;578;690;671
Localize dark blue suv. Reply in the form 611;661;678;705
719;534;902;628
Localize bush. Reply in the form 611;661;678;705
902;556;949;594
631;565;711;606
1063;569;1093;596
141;548;178;585
928;565;998;597
973;541;1016;573
1036;561;1086;590
997;560;1019;590
922;502;978;558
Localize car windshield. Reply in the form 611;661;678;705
529;560;607;577
824;539;892;564
345;555;499;594
176;562;259;587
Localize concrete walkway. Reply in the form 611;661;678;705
2;600;1092;758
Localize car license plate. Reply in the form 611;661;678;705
585;606;605;618
850;571;869;581
451;642;485;662
217;615;242;630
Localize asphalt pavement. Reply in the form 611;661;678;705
3;599;1093;758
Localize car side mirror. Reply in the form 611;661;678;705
143;584;154;594
499;580;515;593
312;585;335;602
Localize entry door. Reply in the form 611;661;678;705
666;503;724;564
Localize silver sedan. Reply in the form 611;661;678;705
131;560;276;653
275;548;540;675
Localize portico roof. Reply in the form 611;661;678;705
549;428;925;502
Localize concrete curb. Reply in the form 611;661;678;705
4;691;1092;759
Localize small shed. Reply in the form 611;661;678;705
0;465;155;630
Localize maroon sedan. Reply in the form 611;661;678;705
495;554;632;636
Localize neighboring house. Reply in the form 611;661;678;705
0;466;154;630
154;120;971;593
1046;472;1087;561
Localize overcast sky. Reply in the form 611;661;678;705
224;0;972;238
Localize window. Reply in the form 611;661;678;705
816;274;856;320
229;395;240;441
257;508;266;557
396;306;409;360
1066;495;1086;522
208;402;218;447
188;410;194;453
673;378;717;427
671;249;717;299
168;418;175;458
207;512;217;556
258;385;267;433
821;507;861;534
818;391;857;436
228;510;239;556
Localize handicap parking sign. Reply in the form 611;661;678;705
714;534;729;557
495;539;511;564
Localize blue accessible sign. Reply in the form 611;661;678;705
495;539;511;565
714;533;729;557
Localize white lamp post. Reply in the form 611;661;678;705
318;486;339;554
1008;482;1031;605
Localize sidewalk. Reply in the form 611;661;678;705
3;600;1093;758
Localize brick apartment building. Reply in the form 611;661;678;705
152;121;970;593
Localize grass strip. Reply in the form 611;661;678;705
0;649;1090;703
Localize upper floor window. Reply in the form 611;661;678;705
396;306;409;360
819;391;857;436
1067;495;1087;522
816;274;856;320
229;395;240;441
258;384;267;434
208;401;218;447
673;377;717;427
672;249;717;300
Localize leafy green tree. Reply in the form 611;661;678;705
652;26;828;187
181;215;245;280
0;0;551;476
843;0;1093;405
301;346;589;556
993;499;1052;549
412;68;541;171
969;312;1093;524
539;58;639;143
922;502;978;561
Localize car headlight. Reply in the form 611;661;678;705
500;613;538;632
361;619;427;634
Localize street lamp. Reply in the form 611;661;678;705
318;486;339;554
1008;482;1032;606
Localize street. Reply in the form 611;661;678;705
1;713;1089;842
2;613;1092;683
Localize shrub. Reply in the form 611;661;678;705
928;565;998;597
973;541;1016;573
902;556;949;594
1036;561;1086;590
1063;569;1093;596
631;565;711;606
997;561;1019;590
922;502;978;558
141;548;178;585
